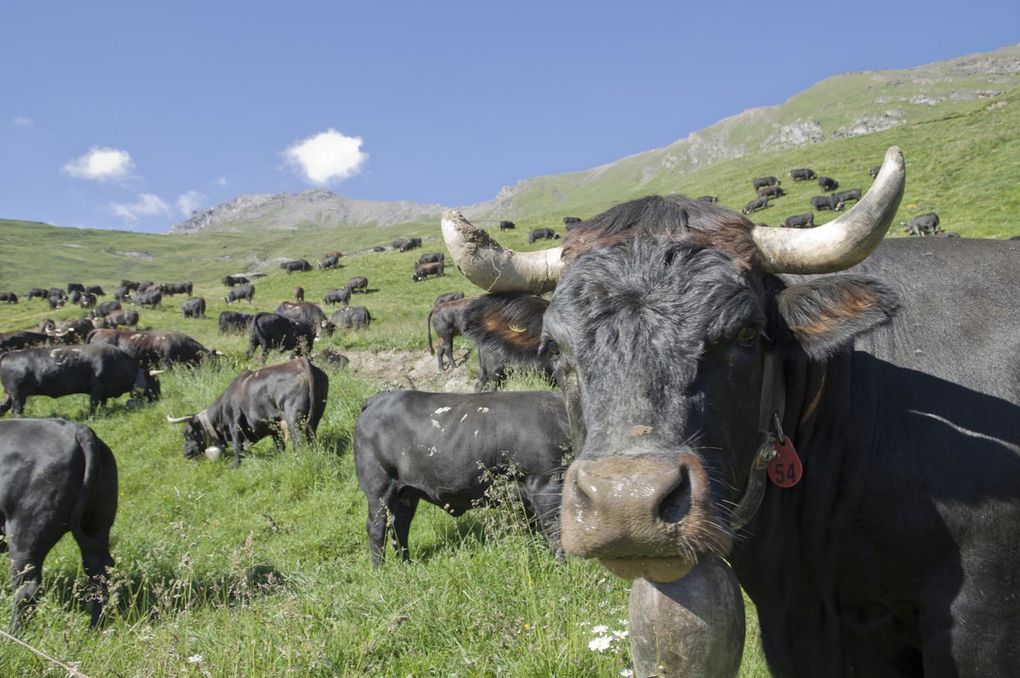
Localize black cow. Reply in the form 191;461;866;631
67;283;85;294
434;291;465;307
159;282;193;296
394;238;423;252
372;246;387;252
783;212;815;229
0;344;161;416
412;261;445;282
246;313;315;362
218;311;255;334
834;188;862;205
323;287;352;306
328;306;371;331
757;185;785;199
166;357;328;468
48;288;67;301
103;309;139;329
120;280;141;292
0;293;17;304
47;295;65;310
293;286;304;302
275;301;329;335
528;228;560;244
25;288;48;301
902;212;942;236
86;329;215;370
0;418;117;631
789;168;816;181
347;276;368;293
811;194;845;212
132;289;162;308
442;147;1020;675
354;390;569;566
752;176;780;189
0;331;49;356
79;293;97;309
817;176;839;191
418;252;445;265
225;283;255;304
280;260;312;274
69;290;82;305
741;196;769;215
319;254;341;270
460;294;554;391
499;221;516;231
221;275;243;287
695;196;718;204
84;285;105;296
92;300;122;318
428;296;471;370
45;318;96;345
182;297;206;319
113;285;131;301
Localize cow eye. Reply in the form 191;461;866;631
735;327;759;347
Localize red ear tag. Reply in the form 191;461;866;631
767;435;802;488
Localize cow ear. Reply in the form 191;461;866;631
776;275;899;361
461;294;549;360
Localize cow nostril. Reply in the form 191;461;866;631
657;470;691;524
571;466;598;514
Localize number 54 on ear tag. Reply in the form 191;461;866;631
767;435;802;488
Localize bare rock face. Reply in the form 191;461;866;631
629;557;745;678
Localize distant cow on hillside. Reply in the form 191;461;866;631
817;176;839;191
789;168;816;181
752;176;780;189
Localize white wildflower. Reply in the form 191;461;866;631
592;624;608;634
187;654;204;664
620;669;634;677
588;636;612;652
612;629;629;639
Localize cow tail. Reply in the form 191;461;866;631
70;426;102;552
427;307;436;355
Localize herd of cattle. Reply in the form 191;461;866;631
2;147;1019;676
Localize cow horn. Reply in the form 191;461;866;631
441;210;562;294
166;414;194;424
149;369;167;376
751;146;905;273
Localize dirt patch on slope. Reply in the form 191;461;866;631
342;348;476;392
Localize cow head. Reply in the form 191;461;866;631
445;147;905;583
167;412;218;459
135;369;163;402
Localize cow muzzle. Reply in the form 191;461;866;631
560;452;730;583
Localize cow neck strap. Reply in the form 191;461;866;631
197;410;219;443
729;350;786;532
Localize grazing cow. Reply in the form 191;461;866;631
120;280;141;292
811;194;845;212
25;288;48;301
48;288;67;301
86;329;215;370
347;276;368;293
563;216;584;228
166;357;328;468
752;176;780;189
783;212;815;229
159;282;193;296
789;168;816;181
0;293;17;304
246;313;315;362
757;185;785;199
323;287;352;306
92;300;122;318
79;293;97;309
428;296;471;370
217;311;255;334
399;237;423;252
0;331;49;356
460;294;555;391
817;176;839;191
67;283;85;294
528;228;560;244
434;290;465;307
136;281;158;293
319;254;341;270
103;309;139;329
442;147;1020;676
695;196;718;204
834;188;862;204
84;285;105;296
182;297;206;319
47;295;65;310
418;252;445;265
275;301;329;335
280;259;312;274
499;221;516;231
70;291;82;306
741;196;769;215
902;212;942;236
132;289;162;308
0;418;117;631
225;283;255;304
328;306;372;331
412;261;445;282
293;286;305;302
372;246;387;252
0;344;161;416
113;285;131;301
354;390;569;566
45;318;95;345
221;275;243;287
869;165;881;178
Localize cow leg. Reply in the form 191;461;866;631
231;427;245;468
0;394;12;416
391;496;419;563
78;537;114;628
6;524;58;633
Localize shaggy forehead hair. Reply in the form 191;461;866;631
562;194;759;268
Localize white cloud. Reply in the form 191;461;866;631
13;117;34;127
282;128;367;185
110;193;171;222
63;146;135;182
177;190;208;216
213;176;228;187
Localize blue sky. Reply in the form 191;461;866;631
2;1;1017;233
